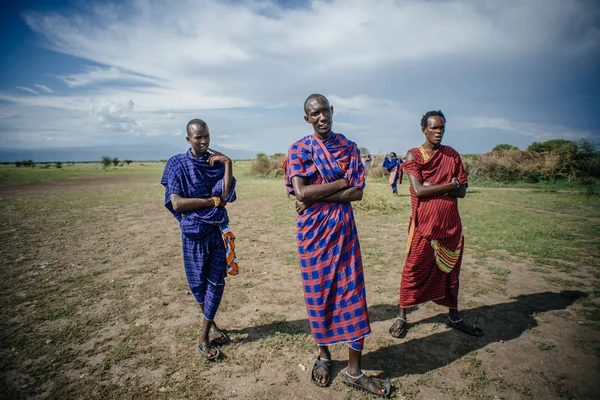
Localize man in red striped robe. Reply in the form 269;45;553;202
389;110;483;339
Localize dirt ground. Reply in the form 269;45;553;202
1;176;599;399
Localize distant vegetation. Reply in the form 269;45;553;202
466;138;598;185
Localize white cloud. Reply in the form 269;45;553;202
90;99;139;132
33;84;54;93
0;0;597;158
16;86;39;95
57;66;158;88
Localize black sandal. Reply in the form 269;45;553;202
389;317;407;338
309;356;332;387
342;372;392;398
447;317;484;337
197;342;221;361
208;327;230;346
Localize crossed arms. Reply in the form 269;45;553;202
404;151;466;199
292;176;363;213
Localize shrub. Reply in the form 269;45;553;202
101;156;112;168
469;150;560;182
492;144;519;151
124;160;133;165
55;162;62;169
112;157;120;167
251;153;287;176
252;153;271;174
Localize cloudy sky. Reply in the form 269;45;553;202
1;0;599;161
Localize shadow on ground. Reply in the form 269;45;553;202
229;290;586;380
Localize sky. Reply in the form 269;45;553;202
1;0;599;162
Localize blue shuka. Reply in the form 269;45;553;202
161;149;237;320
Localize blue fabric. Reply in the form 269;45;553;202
181;230;226;321
161;149;237;320
383;156;402;172
161;149;236;239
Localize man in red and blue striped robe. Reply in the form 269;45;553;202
285;94;390;396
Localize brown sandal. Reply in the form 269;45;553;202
389;317;407;338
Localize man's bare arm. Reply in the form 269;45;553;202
318;187;363;203
170;193;224;212
291;175;348;203
208;148;233;200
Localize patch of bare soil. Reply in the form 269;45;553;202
0;176;156;197
0;177;598;399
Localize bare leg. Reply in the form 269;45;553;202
449;308;460;320
346;348;387;395
198;305;218;358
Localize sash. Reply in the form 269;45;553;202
221;225;239;276
311;135;345;183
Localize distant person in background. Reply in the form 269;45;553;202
364;152;373;177
161;119;239;361
388;110;483;340
383;152;403;195
285;94;391;397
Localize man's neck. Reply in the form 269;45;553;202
422;142;441;151
314;131;332;141
190;148;207;158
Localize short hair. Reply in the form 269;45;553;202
303;94;329;114
390;152;397;157
186;118;208;136
420;110;446;129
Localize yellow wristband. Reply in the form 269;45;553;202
212;196;221;207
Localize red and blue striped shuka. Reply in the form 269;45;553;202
401;145;468;309
161;149;237;321
285;132;370;351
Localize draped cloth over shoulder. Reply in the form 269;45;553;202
161;150;238;320
285;133;370;351
400;145;468;308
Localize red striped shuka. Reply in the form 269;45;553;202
400;145;468;309
284;132;370;351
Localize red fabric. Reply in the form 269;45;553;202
400;145;467;308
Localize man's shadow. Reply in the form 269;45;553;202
364;290;586;378
227;291;586;379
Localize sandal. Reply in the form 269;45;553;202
209;327;230;346
197;342;221;361
447;317;484;337
342;372;392;398
309;356;332;387
389;317;407;338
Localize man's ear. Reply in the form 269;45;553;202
185;135;191;143
304;115;309;124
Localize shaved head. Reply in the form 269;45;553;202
303;94;329;115
186;118;208;137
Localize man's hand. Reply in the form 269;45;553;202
208;148;231;165
295;200;312;214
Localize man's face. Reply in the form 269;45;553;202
304;97;333;138
186;124;210;155
422;116;445;146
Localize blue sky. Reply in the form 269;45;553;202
1;0;599;162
